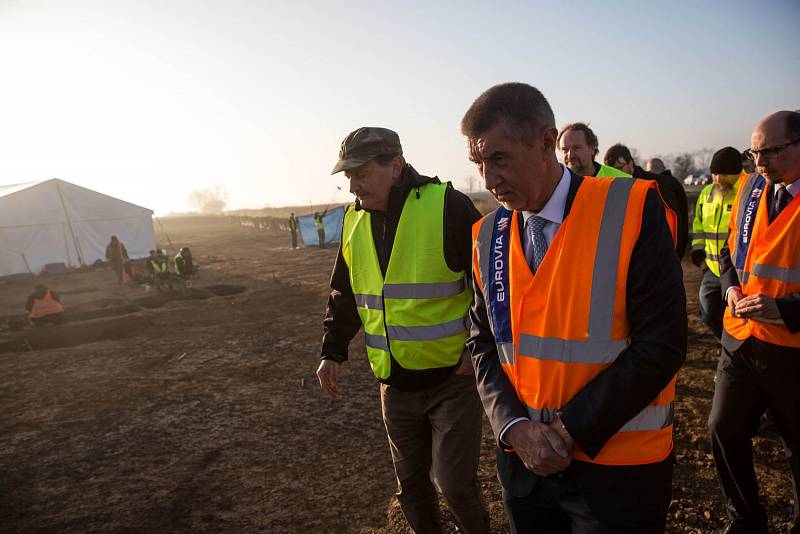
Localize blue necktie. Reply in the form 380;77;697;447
525;216;548;272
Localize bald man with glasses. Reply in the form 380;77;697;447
711;110;800;534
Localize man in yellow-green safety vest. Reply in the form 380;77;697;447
690;147;743;339
558;122;629;178
316;127;489;534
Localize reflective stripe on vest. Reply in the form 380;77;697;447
343;182;471;379
724;173;800;348
28;290;65;319
473;176;676;465
524;402;673;432
595;164;679;250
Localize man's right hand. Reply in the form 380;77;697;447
727;286;744;315
690;249;706;268
316;359;340;398
505;420;571;476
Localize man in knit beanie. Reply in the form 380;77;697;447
690;147;743;339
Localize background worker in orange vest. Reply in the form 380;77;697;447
26;284;65;326
711;110;800;534
462;83;686;533
105;235;129;284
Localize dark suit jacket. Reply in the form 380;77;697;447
468;170;687;527
718;180;800;352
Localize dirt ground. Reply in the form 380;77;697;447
0;215;794;533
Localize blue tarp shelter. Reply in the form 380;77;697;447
298;206;345;247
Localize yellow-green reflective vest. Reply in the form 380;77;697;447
691;181;739;276
174;253;185;275
342;182;472;379
595;164;631;178
314;217;324;231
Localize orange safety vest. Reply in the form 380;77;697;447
723;174;800;348
472;177;676;465
28;290;65;319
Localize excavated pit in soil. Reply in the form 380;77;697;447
0;285;247;353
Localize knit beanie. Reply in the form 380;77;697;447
710;147;742;174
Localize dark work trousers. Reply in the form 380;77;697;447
709;338;800;533
698;269;725;340
113;261;125;284
503;467;669;534
290;229;297;249
317;228;325;248
380;372;489;534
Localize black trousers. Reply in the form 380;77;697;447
502;459;671;534
709;337;800;533
698;269;724;340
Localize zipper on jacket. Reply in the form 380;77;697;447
380;215;395;376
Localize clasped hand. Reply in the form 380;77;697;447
505;420;573;476
728;288;781;321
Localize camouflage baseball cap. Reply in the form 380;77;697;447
331;127;403;174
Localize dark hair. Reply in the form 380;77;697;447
461;83;555;145
557;122;599;158
603;143;633;166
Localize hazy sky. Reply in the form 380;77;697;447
0;0;797;215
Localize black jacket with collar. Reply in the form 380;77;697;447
321;163;482;391
468;170;686;526
632;166;690;259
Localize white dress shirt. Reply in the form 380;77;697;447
778;178;799;200
521;164;571;249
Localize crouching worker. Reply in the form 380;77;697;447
151;249;173;292
146;250;157;283
174;247;194;287
26;284;64;326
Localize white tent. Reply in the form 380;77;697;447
0;178;156;277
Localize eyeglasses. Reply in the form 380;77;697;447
604;157;629;168
744;138;800;160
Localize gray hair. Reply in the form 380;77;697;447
646;158;666;174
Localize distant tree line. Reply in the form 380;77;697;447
187;186;228;214
650;147;716;180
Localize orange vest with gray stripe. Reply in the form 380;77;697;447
723;174;800;348
28;290;64;319
472;177;676;465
